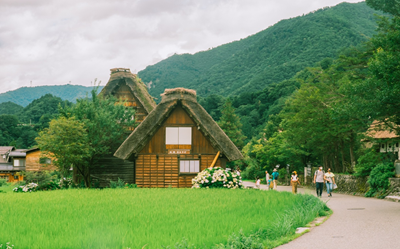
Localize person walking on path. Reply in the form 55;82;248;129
235;167;241;177
255;176;261;189
265;170;270;190
324;168;335;197
272;168;279;190
313;166;325;197
291;171;300;194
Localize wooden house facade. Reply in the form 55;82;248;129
365;121;400;154
88;68;157;186
25;148;57;172
0;147;25;182
114;88;243;188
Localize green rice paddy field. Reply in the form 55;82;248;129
0;185;328;248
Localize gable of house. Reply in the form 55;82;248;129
99;68;156;125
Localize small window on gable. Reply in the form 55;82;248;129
180;160;200;174
381;144;385;149
166;127;192;145
39;158;51;164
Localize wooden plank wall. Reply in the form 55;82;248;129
113;83;148;125
140;106;217;155
136;154;221;188
25;150;57;171
90;156;134;187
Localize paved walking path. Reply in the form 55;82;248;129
243;182;400;249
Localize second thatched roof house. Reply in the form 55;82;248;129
99;68;156;126
114;88;243;188
89;68;157;186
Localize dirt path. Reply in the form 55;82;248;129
243;182;400;249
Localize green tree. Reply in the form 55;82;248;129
0;114;19;146
36;117;90;177
217;99;246;149
348;1;400;133
36;89;136;187
0;102;23;115
366;0;400;16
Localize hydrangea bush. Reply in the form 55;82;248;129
13;182;38;193
192;167;242;189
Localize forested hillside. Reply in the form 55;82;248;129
139;2;382;99
0;94;72;148
0;85;103;107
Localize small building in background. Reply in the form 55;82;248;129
365;121;400;154
365;121;400;177
25;148;57;172
0;147;25;182
114;88;243;188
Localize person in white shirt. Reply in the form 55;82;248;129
265;170;270;190
255;176;261;189
324;168;336;197
314;166;325;197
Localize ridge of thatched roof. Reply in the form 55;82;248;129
114;88;243;162
99;68;156;113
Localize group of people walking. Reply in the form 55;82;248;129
254;166;336;197
256;168;280;190
314;166;336;197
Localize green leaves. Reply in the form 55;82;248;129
36;116;90;175
36;89;136;187
217;99;246;149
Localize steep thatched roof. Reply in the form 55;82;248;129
366;120;399;139
114;88;243;162
99;68;156;113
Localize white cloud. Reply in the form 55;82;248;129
0;0;363;93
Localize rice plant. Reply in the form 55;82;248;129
0;187;327;248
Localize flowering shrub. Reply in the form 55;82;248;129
192;167;242;189
13;182;38;193
59;177;73;189
0;242;14;248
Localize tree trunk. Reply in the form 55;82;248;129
349;133;356;168
334;143;340;173
340;140;346;173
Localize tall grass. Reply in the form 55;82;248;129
0;187;327;248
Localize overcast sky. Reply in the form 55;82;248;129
0;0;363;94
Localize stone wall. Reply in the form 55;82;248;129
334;175;369;195
300;174;400;197
388;178;400;196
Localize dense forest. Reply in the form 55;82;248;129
139;2;382;98
0;94;71;148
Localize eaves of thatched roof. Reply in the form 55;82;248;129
114;88;243;162
99;68;156;113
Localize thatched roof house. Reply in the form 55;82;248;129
88;68;156;186
365;120;400;153
99;68;156;123
114;88;243;188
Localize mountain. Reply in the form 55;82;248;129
138;2;382;99
0;85;103;107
